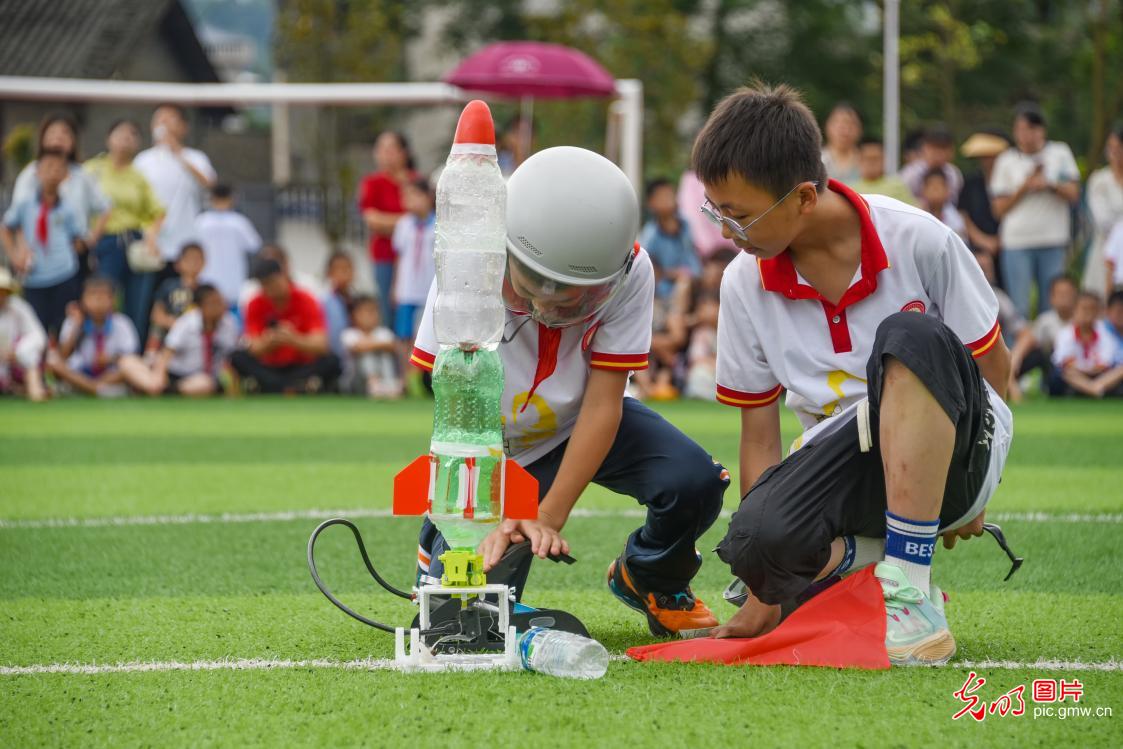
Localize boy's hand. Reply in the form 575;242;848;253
942;510;986;549
479;516;570;571
65;301;84;326
711;590;781;639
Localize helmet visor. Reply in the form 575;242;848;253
502;254;624;328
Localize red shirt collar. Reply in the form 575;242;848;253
757;179;889;312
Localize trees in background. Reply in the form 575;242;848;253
275;0;1123;183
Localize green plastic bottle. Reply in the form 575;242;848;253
428;347;505;550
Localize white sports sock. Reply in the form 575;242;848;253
853;536;885;571
831;535;885;576
884;512;939;596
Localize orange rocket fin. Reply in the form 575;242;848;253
393;455;432;516
503;460;539;520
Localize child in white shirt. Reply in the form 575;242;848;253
341;295;399;398
1050;291;1123;397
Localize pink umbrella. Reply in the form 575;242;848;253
444;41;616;98
443;41;617;162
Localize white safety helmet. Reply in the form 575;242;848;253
503;146;640;327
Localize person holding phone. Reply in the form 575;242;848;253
134;104;216;275
990;102;1081;320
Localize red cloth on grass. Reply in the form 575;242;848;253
626;566;891;670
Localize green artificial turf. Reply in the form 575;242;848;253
1;397;1121;747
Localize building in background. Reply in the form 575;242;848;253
199;25;260;83
0;0;269;190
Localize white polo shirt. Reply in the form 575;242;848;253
164;309;239;378
61;314;139;375
1051;322;1118;373
392;213;436;306
411;247;654;465
716;180;1001;433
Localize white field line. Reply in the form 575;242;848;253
1;508;1120;530
1;656;1118;677
951;659;1123;672
0;507;396;529
989;511;1123;524
0;657;397;676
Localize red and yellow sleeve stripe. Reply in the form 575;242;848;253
966;320;1002;358
409;347;436;372
589;351;649;372
716;383;783;408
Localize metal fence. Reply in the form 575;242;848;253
271;184;366;244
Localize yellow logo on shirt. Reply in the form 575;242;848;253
507;391;558;452
821;369;867;418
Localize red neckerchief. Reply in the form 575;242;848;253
1075;323;1099;362
91;327;107;377
521;322;562;413
36;195;55;247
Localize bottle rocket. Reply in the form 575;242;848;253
393;101;537;578
433;99;507;350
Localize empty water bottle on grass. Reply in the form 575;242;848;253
519;628;609;679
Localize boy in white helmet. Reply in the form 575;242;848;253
411;147;730;637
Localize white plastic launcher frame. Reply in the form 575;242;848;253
394;584;521;672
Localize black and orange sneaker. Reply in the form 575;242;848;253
606;555;717;638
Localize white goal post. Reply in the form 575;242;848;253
0;76;644;195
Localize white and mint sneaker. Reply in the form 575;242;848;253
875;561;956;666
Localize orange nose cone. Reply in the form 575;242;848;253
453;100;496;145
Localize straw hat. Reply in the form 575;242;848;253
961;132;1009;159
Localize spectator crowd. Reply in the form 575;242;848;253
631;101;1123;402
2;101;1123;402
0;106;437;401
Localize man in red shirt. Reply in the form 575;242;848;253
231;258;340;393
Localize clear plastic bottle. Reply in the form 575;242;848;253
433;100;507;351
518;628;609;680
